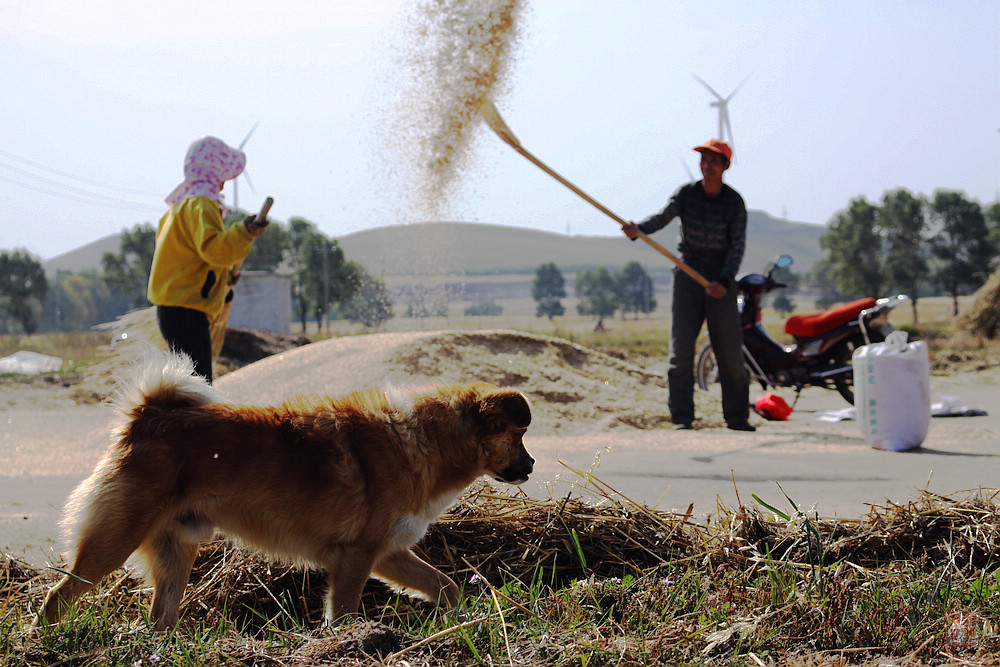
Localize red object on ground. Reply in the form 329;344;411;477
754;393;793;421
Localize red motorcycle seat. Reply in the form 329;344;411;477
784;297;877;338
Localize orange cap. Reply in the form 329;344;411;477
694;139;733;162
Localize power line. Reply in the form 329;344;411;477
0;148;162;197
0;172;162;213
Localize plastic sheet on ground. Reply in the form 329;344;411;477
816;394;988;422
0;351;63;375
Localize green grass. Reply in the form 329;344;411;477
7;490;1000;666
0;331;108;375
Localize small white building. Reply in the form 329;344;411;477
228;271;293;334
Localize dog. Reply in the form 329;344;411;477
41;350;533;630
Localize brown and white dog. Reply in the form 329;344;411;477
41;350;533;630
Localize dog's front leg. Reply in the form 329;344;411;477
324;546;377;625
372;549;461;608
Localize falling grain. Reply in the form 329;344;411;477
374;0;527;221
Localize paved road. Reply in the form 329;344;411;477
527;373;999;519
3;368;996;567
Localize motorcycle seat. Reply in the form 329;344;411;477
784;297;877;338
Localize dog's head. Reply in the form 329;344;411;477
476;388;534;485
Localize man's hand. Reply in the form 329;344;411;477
243;215;269;238
706;282;727;299
622;222;640;240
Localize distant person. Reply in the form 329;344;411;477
622;139;753;431
147;136;268;383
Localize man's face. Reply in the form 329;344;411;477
699;151;729;180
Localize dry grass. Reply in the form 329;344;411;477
7;478;1000;665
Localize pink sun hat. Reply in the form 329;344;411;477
165;136;246;209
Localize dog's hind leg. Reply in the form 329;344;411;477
40;513;146;626
373;549;461;607
141;530;201;631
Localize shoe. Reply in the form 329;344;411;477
673;422;693;430
727;422;756;432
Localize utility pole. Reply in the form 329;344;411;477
315;245;334;333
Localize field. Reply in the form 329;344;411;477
3;296;1000;666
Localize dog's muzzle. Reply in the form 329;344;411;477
496;454;534;485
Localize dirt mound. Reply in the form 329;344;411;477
217;328;311;375
218;330;728;434
388;331;675;432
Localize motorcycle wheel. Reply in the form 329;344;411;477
696;344;761;391
829;335;867;405
695;344;719;390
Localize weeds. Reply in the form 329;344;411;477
7;484;1000;665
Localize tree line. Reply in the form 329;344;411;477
532;261;658;324
0;210;393;334
1;188;997;335
813;189;999;322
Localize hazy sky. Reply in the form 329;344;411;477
3;0;998;261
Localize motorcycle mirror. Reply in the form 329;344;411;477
774;254;794;269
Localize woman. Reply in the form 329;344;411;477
147;136;268;382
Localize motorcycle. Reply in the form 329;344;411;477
695;254;909;405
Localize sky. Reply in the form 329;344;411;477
2;0;998;262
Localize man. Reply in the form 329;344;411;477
622;138;754;431
148;136;268;383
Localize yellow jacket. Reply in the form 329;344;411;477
147;196;254;320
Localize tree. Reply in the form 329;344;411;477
987;202;1000;254
286;218;360;331
0;249;48;334
616;261;657;318
229;209;289;271
405;294;449;318
805;260;849;309
768;266;799;316
532;262;566;320
880;189;927;324
819;197;884;299
101;223;156;309
41;270;121;332
464;299;503;316
928;191;995;316
575;267;618;321
340;266;393;328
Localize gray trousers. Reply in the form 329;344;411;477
668;267;749;425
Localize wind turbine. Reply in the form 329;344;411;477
691;74;749;146
232;121;259;212
679;155;696;182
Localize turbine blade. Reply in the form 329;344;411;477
679;156;695;182
238;121;260;149
242;170;257;195
725;73;751;102
692;73;723;100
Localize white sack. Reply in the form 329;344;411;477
852;331;930;452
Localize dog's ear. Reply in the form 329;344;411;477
478;390;531;431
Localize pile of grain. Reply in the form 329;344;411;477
958;266;1000;339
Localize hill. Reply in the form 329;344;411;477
336;210;823;277
42;211;824;289
42;234;122;275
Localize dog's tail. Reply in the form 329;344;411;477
59;348;226;556
113;346;226;415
